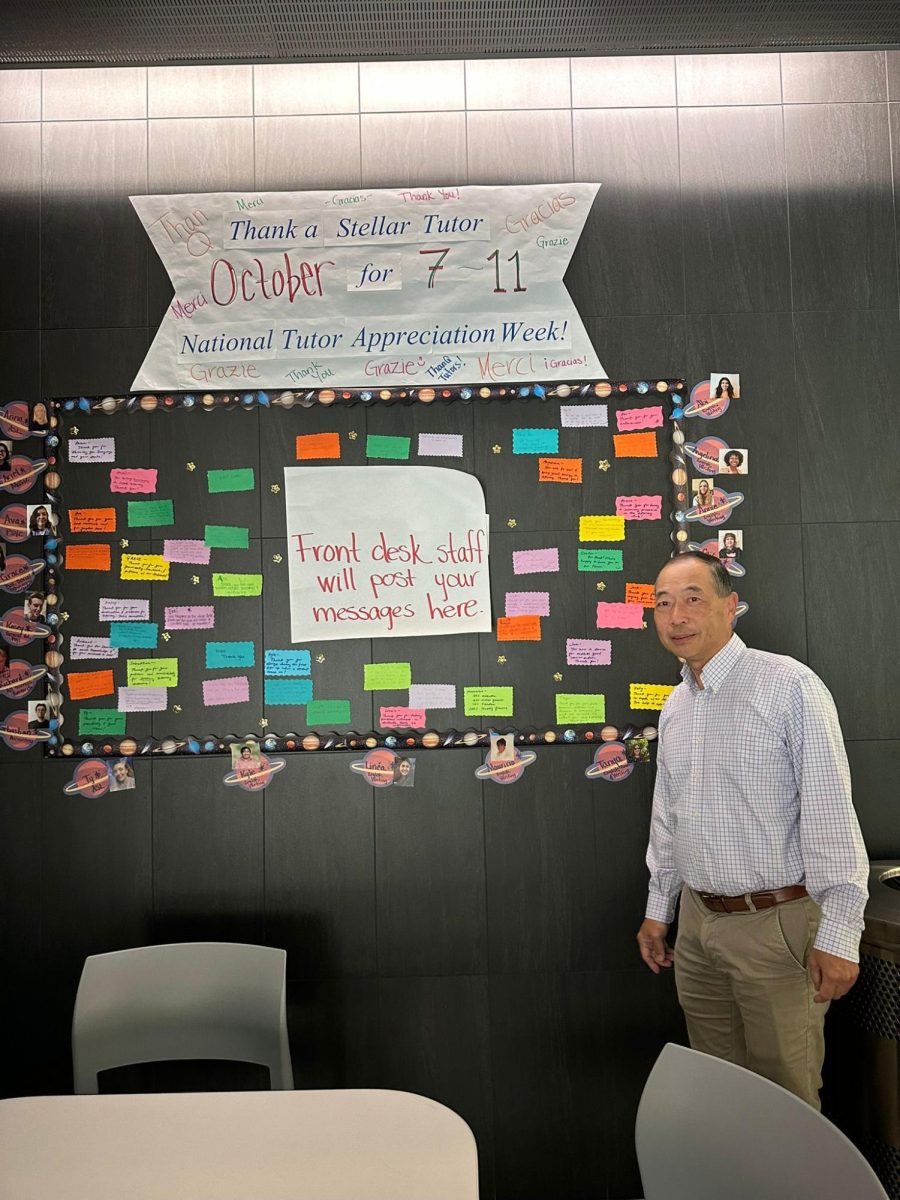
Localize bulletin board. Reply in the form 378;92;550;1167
39;377;686;758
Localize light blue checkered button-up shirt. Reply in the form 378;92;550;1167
646;634;869;962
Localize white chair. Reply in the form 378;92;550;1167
72;942;293;1094
636;1043;888;1200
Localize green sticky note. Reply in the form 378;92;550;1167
363;662;412;690
207;468;255;493
126;657;179;687
127;499;175;527
555;693;606;723
204;525;250;549
366;434;411;460
463;686;514;717
577;549;623;572
78;709;126;735
212;573;263;597
306;699;352;725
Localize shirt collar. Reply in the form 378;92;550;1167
680;633;745;693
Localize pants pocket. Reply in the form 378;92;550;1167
774;899;813;971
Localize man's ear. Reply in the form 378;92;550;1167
727;591;739;621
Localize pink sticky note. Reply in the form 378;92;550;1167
615;405;664;432
512;547;560;575
202;675;250;706
163;539;211;565
109;468;158;494
596;602;644;629
566;638;612;666
165;605;215;630
380;706;427;728
615;494;663;520
505;591;551;617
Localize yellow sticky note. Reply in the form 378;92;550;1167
212;573;263;597
120;553;170;581
127;657;179;687
579;515;626;542
630;683;675;710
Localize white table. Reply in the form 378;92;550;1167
0;1088;479;1199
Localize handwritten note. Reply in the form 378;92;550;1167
212;573;263;597
108;622;159;649
613;432;658;458
203;675;250;706
615;406;664;432
538;457;582;483
579;515;625;541
207;467;255;493
117;686;167;711
68;669;115;700
630;683;676;710
78;709;126;735
69;507;116;533
577;549;623;572
566;638;612;666
69;636;118;660
512;428;558;454
68;437;115;463
464;686;514;716
127;499;174;527
616;495;663;521
121;553;169;581
165;605;215;630
110;468;157;494
204;525;249;549
66;544;112;571
496;615;542;641
505;591;550;617
206;641;255;668
164;539;211;564
596;602;644;630
555;693;606;723
364;662;412;690
408;684;456;709
264;649;311;676
264;678;313;705
296;432;341;460
560;404;607;428
126;658;178;687
512;547;559;575
418;433;463;457
306;699;351;725
99;598;150;621
380;706;426;728
366;434;410;460
624;583;656;608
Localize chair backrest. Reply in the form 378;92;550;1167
72;942;293;1094
636;1043;888;1200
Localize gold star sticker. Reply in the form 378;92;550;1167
348;430;358;440
186;461;196;471
270;483;281;494
173;704;182;713
597;459;611;472
642;620;648;629
497;655;507;664
161;631;171;642
272;553;282;563
59;610;69;623
120;539;129;549
70;426;79;436
507;518;517;528
315;653;325;663
596;581;607;591
491;444;502;454
553;672;563;682
191;574;200;585
258;717;269;729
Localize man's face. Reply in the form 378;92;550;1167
113;762;127;783
35;704;46;720
27;597;43;619
653;557;737;674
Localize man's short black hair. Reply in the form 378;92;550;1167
659;551;733;597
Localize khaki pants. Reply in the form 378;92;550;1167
674;886;828;1109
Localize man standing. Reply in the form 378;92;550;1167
636;552;868;1109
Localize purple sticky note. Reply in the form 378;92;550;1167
559;404;608;428
163;539;212;565
99;598;150;622
512;547;560;575
566;638;612;666
408;684;457;709
505;591;551;617
165;605;215;630
69;636;119;660
117;686;167;712
202;675;250;706
417;433;464;458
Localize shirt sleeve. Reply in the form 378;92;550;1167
645;732;683;925
785;672;869;962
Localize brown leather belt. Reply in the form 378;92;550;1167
697;885;807;914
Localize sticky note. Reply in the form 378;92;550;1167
596;602;644;630
577;549;623;572
555;693;606;723
204;525;249;549
78;709;126;735
613;432;658;458
66;544;112;571
366;434;410;460
68;669;115;700
69;636;118;660
615;405;664;432
512;547;559;575
206;641;256;669
560;404;607;428
512;428;559;454
380;706;426;728
364;662;412;690
127;499;174;527
616;495;663;521
630;683;676;710
68;437;116;463
207;467;255;493
121;553;169;581
264;649;311;676
464;686;514;717
625;583;656;608
505;591;550;617
418;433;463;457
496;615;542;641
110;468;157;494
538;457;582;483
109;622;159;649
579;515;625;541
164;539;211;564
212;573;263;597
264;678;313;705
69;507;116;533
99;598;150;621
296;432;341;460
117;686;167;712
203;675;250;706
408;684;456;709
127;658;178;688
566;638;612;666
306;699;352;725
165;605;215;630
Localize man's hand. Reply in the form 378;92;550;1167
808;949;859;1003
637;919;674;974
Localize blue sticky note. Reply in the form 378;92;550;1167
264;649;312;676
206;641;256;669
512;428;559;455
108;622;159;649
265;678;314;705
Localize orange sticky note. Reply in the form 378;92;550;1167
296;432;341;460
496;615;542;641
67;669;115;700
538;457;583;483
625;583;656;609
66;543;112;572
613;432;658;458
69;507;116;533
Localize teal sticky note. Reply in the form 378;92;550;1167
204;525;250;549
206;641;256;669
512;428;559;455
265;678;313;705
109;621;159;649
127;499;174;527
207;468;255;493
577;549;624;572
265;649;311;676
78;709;126;735
306;699;352;725
366;434;411;460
